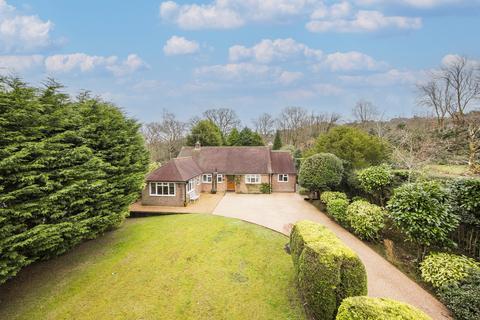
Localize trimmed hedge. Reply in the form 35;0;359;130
327;198;349;224
336;296;431;320
420;252;480;288
298;153;344;192
449;178;480;226
290;221;367;320
346;200;385;241
321;191;348;205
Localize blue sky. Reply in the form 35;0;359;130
2;0;480;124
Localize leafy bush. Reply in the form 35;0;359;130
327;198;349;224
298;187;309;195
346;200;385;240
298;153;344;192
357;165;393;205
387;181;460;258
186;119;222;146
320;191;348;205
438;269;480;320
290;221;367;320
310;126;390;169
336;296;431;320
0;78;149;283
420;252;480;288
449;179;480;226
260;183;271;194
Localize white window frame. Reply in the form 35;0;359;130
278;174;289;182
149;182;176;197
202;174;212;183
217;174;224;183
196;176;201;185
245;174;261;184
187;179;195;193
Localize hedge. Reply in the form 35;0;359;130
327;198;349;224
290;221;367;320
298;153;344;192
449;179;480;227
346;200;385;241
0;78;149;283
336;296;431;320
320;191;348;205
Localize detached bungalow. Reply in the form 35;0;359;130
142;144;297;207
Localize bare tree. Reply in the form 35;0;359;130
203;108;241;137
352;99;378;123
252;113;275;140
277;107;308;147
417;79;451;128
441;56;480;125
143;110;186;162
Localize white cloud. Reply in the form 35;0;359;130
311;1;352;19
159;0;312;29
320;51;387;71
229;38;322;63
0;54;43;73
0;0;54;52
354;0;474;9
277;71;303;85
339;69;425;86
44;53;147;76
307;10;422;33
163;36;199;55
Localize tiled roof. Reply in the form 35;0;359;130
146;157;202;182
270;151;296;173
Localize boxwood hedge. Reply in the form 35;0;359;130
336;296;431;320
290;221;367;320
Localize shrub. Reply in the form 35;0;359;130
320;191;348;205
298;187;309;195
357;165;393;205
438;269;480;320
387;181;460;258
449;179;480;226
0;78;149;284
346;200;385;241
290;221;367;320
336;296;431;320
260;183;271;194
327;198;349;224
310;126;390;169
298;153;344;192
420;252;480;288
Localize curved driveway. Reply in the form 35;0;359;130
213;192;451;320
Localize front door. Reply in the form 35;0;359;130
227;175;235;192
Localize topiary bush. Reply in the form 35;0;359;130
260;183;271;194
357;164;393;205
336;296;431;320
290;221;367;320
420;252;480;288
438;268;480;320
298;153;344;192
387;181;460;259
449;178;480;227
346;200;385;241
320;191;348;205
327;198;349;224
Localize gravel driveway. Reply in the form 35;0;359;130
213;192;451;320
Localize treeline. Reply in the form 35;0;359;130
0;78;149;284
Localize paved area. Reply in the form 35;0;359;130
130;193;224;214
213;192;451;320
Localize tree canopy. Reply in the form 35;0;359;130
273;130;282;150
309;126;390;169
227;127;264;146
186;120;223;146
0;77;149;283
298;153;344;192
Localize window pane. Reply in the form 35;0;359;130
169;183;175;195
156;183;162;195
150;183;156;194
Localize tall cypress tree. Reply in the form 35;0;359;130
0;78;149;283
273;131;282;150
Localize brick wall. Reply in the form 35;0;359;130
141;181;185;206
271;174;296;192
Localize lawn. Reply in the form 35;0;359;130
0;214;306;320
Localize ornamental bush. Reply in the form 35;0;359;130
336;297;431;320
320;191;348;205
327;198;349;224
0;78;149;284
438;269;480;320
420;252;480;288
449;179;480;226
290;221;367;320
298;153;344;192
357;164;393;205
346;200;385;241
387;181;460;258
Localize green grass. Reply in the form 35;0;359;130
0;214;306;320
422;164;474;177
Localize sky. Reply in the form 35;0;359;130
1;0;480;125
